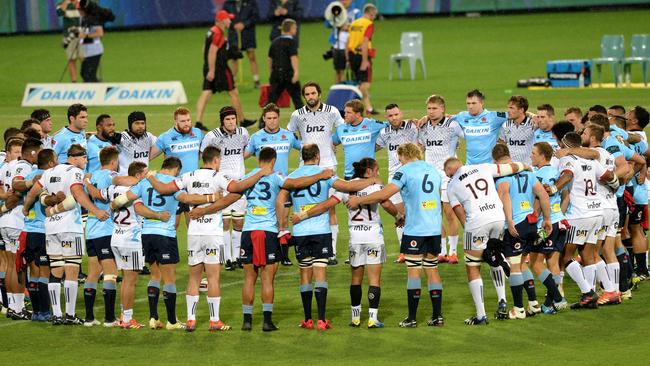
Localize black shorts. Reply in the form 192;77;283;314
502;220;538;258
25;232;49;266
400;234;441;256
333;49;346;71
629;204;646;225
203;66;235;93
228;28;257;50
142;234;179;265
530;222;566;254
348;52;372;83
176;202;190;215
294;234;333;260
617;197;628;228
86;236;114;260
240;230;280;265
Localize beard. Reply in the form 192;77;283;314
130;128;145;138
306;98;319;108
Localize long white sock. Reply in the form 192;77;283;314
48;282;62;317
595;261;616;292
232;229;242;260
64;280;78;316
583;264;597;291
351;305;361;321
440;237;448;256
186;295;199;321
448;236;459;255
606;262;620;290
8;293;17;312
207;296;221;321
330;225;339;257
395;226;404;244
469;279;486;318
15;292;24;312
122;308;133;322
368;307;378;321
490;266;507;302
565;261;591;293
223;229;233;262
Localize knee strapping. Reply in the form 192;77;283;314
312;258;328;268
422;257;439;268
509;255;522;265
64;257;82;267
465;253;482;267
405;255;422;268
49;256;64;269
299;257;314;268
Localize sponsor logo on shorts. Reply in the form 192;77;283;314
162;253;170;260
367;248;379;257
514;242;521;250
410;240;417;247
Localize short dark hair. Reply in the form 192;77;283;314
30;109;50;122
262;103;280;117
632;106;650;129
202;146;221;163
21;118;40;131
21;138;42;157
491;144;510;162
551;121;575;141
67;144;87;157
588;115;609;131
301;143;320;162
537;104;555;116
96;114;112;126
301;81;321;96
589;104;607;115
608;105;626;114
384;103;399;111
99;146;119;166
259;147;277;163
345;99;364;114
533;142;553;161
508;96;528;112
128;161;148;177
161;156;182;172
466;89;484;100
67;103;87;122
37;149;56;168
562;132;582;148
4;127;22;143
22;128;42;141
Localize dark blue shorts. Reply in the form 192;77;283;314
294;234;333;260
86;236;114;260
503;220;538;257
400;234;441;256
142;234;179;265
228;28;257;50
530;222;566;254
240;230;280;265
25;232;49;266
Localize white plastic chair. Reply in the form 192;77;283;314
389;32;427;80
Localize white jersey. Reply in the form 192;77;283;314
417;117;464;171
200;127;248;178
103;185;141;246
288;103;344;168
499;116;535;164
376;121;419;177
118;131;158;173
559;155;607;220
173;168;231;236
0;160;32;230
41;135;53;150
0;151;6;164
447;163;505;231
594;147;617;209
37;164;85;234
333;182;384;245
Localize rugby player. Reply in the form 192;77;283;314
52;104;88;165
293;157;401;328
348;144;445;328
115;111;161;174
31;109;54;149
498;96;535;164
86;114;116;173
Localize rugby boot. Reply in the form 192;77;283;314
495;299;508;319
427;316;444;327
398;318;417;328
367;319;385;328
263;321;279;332
464;316;489;325
508;307;526;320
316;319;332;330
186;320;196;332
149;317;164;330
209;320;231;331
299;319;313;329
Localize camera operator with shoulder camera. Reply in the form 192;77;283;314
77;0;115;82
324;0;360;83
57;0;83;83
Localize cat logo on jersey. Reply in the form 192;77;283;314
520;201;531;210
421;200;437;210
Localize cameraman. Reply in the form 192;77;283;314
78;3;105;82
269;0;302;46
325;0;360;83
57;0;83;83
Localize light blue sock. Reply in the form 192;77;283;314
163;284;176;293
242;305;253;314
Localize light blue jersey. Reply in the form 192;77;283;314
242;169;286;233
332;118;387;178
390;160;442;236
86;169;116;240
246;128;301;176
534;165;564;224
630;136;648;204
496;171;536;225
453;109;508;164
23;169;45;233
602;135;635;197
288;165;338;236
86;135;113;173
156;127;204;174
52;127;87;164
610;125;629;140
130;173;180;237
534;129;560;151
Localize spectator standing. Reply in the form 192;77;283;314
224;0;261;89
78;5;104;82
269;0;303;46
326;0;361;83
267;19;303;111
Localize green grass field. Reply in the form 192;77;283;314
1;9;650;365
